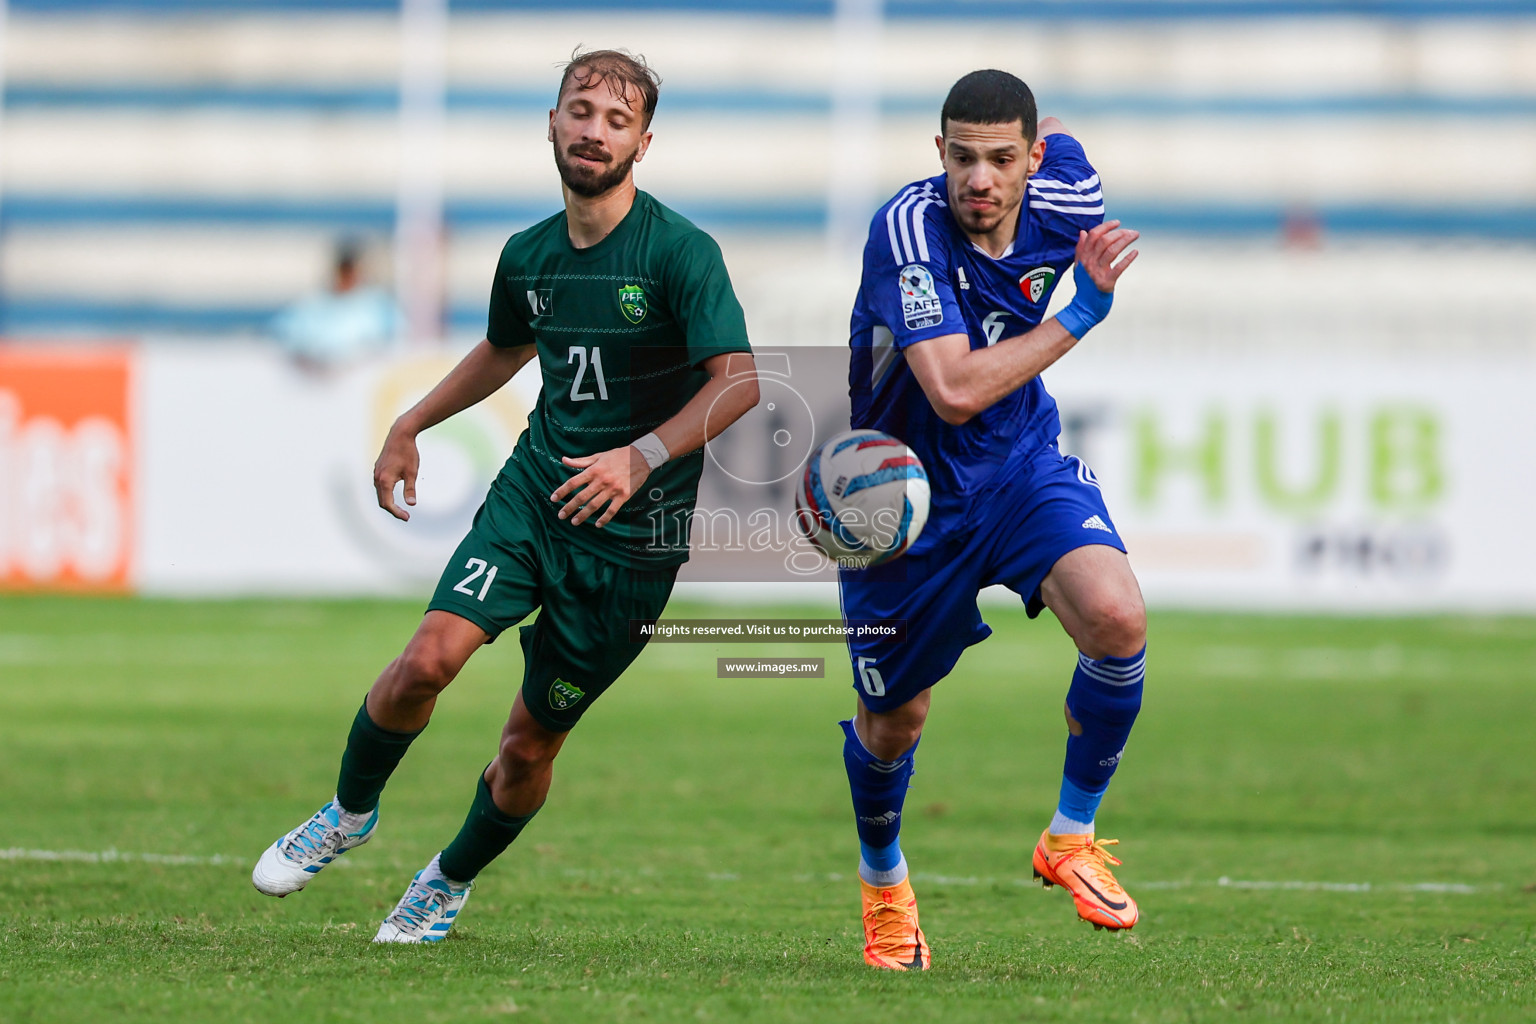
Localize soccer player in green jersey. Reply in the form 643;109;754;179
251;50;760;943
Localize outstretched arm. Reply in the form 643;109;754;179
374;339;538;520
551;351;760;527
903;219;1138;425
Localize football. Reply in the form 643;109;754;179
794;429;930;568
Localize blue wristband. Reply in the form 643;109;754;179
1054;260;1114;339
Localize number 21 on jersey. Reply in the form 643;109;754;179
567;345;609;401
453;558;498;601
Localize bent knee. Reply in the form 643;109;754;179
497;730;561;775
1079;597;1147;660
391;641;463;697
859;707;926;761
868;725;921;761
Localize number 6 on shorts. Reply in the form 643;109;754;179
857;656;885;697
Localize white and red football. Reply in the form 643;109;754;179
794;429;930;568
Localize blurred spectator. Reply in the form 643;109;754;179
1281;206;1324;250
271;239;403;367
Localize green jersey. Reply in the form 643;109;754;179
485;190;752;568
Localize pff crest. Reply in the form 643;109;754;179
1020;266;1056;304
618;284;648;324
549;678;585;711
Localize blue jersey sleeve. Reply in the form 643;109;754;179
1026;133;1105;242
863;185;969;350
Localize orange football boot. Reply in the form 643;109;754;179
860;877;932;970
1032;829;1139;930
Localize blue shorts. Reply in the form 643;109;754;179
838;444;1126;713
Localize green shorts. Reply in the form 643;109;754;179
427;477;678;733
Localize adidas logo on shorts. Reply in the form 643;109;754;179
1082;515;1113;533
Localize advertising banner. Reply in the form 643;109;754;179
135;344;534;595
1046;352;1536;611
2;342;1532;611
0;347;134;591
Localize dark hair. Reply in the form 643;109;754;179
333;237;362;275
941;69;1038;142
557;48;661;129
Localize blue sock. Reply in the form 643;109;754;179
1053;647;1145;834
840;719;917;885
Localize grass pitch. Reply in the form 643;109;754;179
1;595;1532;1023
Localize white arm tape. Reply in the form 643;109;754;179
632;432;670;470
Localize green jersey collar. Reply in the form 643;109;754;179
562;190;649;261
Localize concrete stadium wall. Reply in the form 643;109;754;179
3;8;1535;335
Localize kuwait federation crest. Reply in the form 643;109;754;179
618;284;648;324
549;678;585;710
1020;266;1055;303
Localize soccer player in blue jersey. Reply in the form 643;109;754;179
839;69;1144;970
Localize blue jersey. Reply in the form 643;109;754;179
848;133;1105;553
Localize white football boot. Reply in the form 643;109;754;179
374;865;472;943
251;799;378;897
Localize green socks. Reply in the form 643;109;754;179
334;700;422;814
335;703;536;883
438;771;539;883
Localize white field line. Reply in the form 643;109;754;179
1;847;242;867
0;849;1493;894
897;872;1486;896
798;872;1492;896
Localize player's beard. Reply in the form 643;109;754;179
951;191;1018;237
553;140;637;198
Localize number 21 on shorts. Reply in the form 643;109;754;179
453;558;498;601
857;656;885;697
